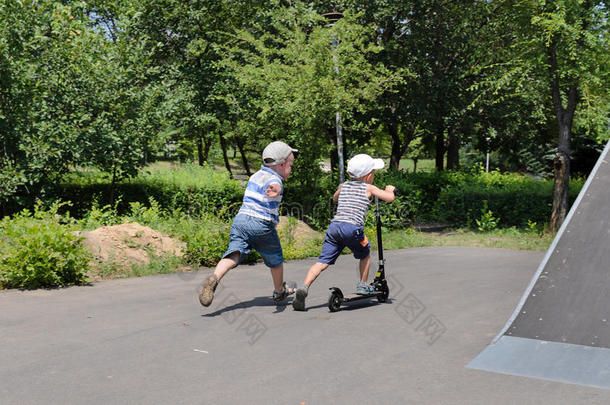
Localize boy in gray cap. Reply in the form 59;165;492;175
292;153;395;311
199;141;298;307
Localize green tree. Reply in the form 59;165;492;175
221;3;400;186
0;1;108;208
0;1;169;211
477;1;609;230
106;0;270;170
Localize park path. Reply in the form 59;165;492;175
2;247;609;404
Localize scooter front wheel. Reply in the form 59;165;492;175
377;285;389;303
328;291;343;312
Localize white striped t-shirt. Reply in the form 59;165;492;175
238;166;283;224
332;181;370;226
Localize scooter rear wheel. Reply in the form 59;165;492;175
328;291;342;312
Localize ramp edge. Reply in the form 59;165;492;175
467;336;610;390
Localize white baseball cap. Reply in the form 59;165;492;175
347;154;385;178
262;141;298;166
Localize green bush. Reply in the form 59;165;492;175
179;214;231;266
23;164;586;234
475;201;500;232
437;171;584;228
376;169;584;229
283;175;336;231
79;198;123;230
376;170;455;224
0;202;90;289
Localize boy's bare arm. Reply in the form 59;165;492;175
367;184;395;202
332;184;343;202
265;182;282;198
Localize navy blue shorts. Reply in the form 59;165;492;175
318;221;370;265
223;214;283;268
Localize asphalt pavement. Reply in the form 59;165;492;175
2;246;610;405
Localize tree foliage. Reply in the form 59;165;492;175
471;0;609;229
0;0;167;210
0;0;608;225
220;3;400;185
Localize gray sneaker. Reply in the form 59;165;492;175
199;274;219;307
292;287;308;311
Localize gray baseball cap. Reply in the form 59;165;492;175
262;141;298;166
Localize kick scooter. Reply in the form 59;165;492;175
327;195;390;312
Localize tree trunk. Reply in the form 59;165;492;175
550;149;570;232
197;134;204;166
218;133;233;178
548;37;578;232
550;112;574;232
413;158;418;173
235;137;252;176
388;121;401;170
435;121;445;171
109;165;117;208
328;127;338;174
202;137;212;163
446;127;460;170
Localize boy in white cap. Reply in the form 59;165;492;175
292;154;395;311
199;141;298;307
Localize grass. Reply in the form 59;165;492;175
380;227;554;251
398;158;436;172
91;253;187;280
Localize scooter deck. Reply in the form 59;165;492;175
342;292;382;302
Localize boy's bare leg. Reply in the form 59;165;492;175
271;263;297;302
304;262;329;287
292;262;328;311
359;254;371;283
199;252;239;307
214;251;240;281
269;263;285;292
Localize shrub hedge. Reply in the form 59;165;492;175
25;164;588;231
55;164;244;219
376;169;583;228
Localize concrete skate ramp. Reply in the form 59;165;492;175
468;140;610;389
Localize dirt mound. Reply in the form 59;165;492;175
80;222;185;266
276;216;322;245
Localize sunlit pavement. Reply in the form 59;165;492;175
2;247;609;404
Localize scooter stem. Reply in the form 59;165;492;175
375;196;384;263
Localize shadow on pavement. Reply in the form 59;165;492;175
298;297;395;312
202;296;293;317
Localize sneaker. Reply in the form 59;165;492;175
272;281;295;302
356;281;374;295
199;274;219;307
292;286;308;311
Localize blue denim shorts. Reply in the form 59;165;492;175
223;213;284;268
318;221;370;265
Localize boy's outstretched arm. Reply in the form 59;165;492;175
367;184;395;202
265;182;282;198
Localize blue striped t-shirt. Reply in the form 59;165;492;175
238;166;283;225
